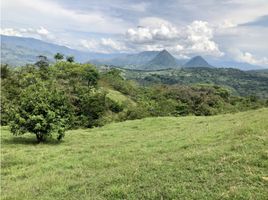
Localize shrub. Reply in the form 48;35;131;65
75;89;108;128
10;82;73;142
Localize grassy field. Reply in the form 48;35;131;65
1;109;268;199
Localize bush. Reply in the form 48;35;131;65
105;97;124;113
75;88;108;128
0;95;11;125
10;82;74;142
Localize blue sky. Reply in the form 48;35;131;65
1;0;268;66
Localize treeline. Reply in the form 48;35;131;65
102;69;267;117
125;67;268;98
1;58;267;142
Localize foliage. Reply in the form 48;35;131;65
9;82;73;142
101;68;138;96
66;56;75;63
35;55;49;69
1;60;126;141
52;61;99;87
0;64;11;79
54;52;64;61
124;67;268;98
74;88;107;127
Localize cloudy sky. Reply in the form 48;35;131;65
1;0;268;66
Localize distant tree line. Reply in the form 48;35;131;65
127;67;268;99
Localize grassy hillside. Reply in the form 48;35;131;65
106;89;135;106
1;109;268;199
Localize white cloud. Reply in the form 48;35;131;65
0;28;22;36
126;17;179;43
100;38;127;51
2;0;131;34
126;27;153;43
218;20;237;29
127;2;148;12
1;27;55;41
80;38;128;53
229;49;268;66
217;1;268;26
80;39;100;50
126;19;223;57
139;17;174;29
36;27;49;36
185;21;224;57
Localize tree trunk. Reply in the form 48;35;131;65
36;133;45;143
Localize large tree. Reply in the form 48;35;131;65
54;53;64;62
10;82;73;142
35;55;49;69
66;56;75;63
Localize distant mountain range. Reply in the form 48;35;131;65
90;51;159;67
1;35;266;71
91;49;182;70
0;35;119;66
90;50;215;70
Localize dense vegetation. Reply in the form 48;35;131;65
1;57;267;142
122;67;268;98
1;109;268;199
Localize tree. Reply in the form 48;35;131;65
66;56;74;63
10;82;73;142
77;89;107;127
1;64;11;79
54;53;64;62
84;66;100;87
35;55;49;69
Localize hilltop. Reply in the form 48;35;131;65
143;49;179;70
184;56;213;68
1;108;268;199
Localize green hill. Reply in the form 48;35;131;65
123;67;268;98
1;108;268;199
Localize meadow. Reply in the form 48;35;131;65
1;108;268;199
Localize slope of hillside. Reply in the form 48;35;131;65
1;108;268;199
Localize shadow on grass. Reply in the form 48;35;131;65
3;136;63;146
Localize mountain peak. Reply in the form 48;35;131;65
144;49;178;70
184;56;213;68
159;49;171;55
160;49;168;53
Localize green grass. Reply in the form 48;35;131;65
106;89;135;106
1;109;268;199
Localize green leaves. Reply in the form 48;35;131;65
10;82;73;142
